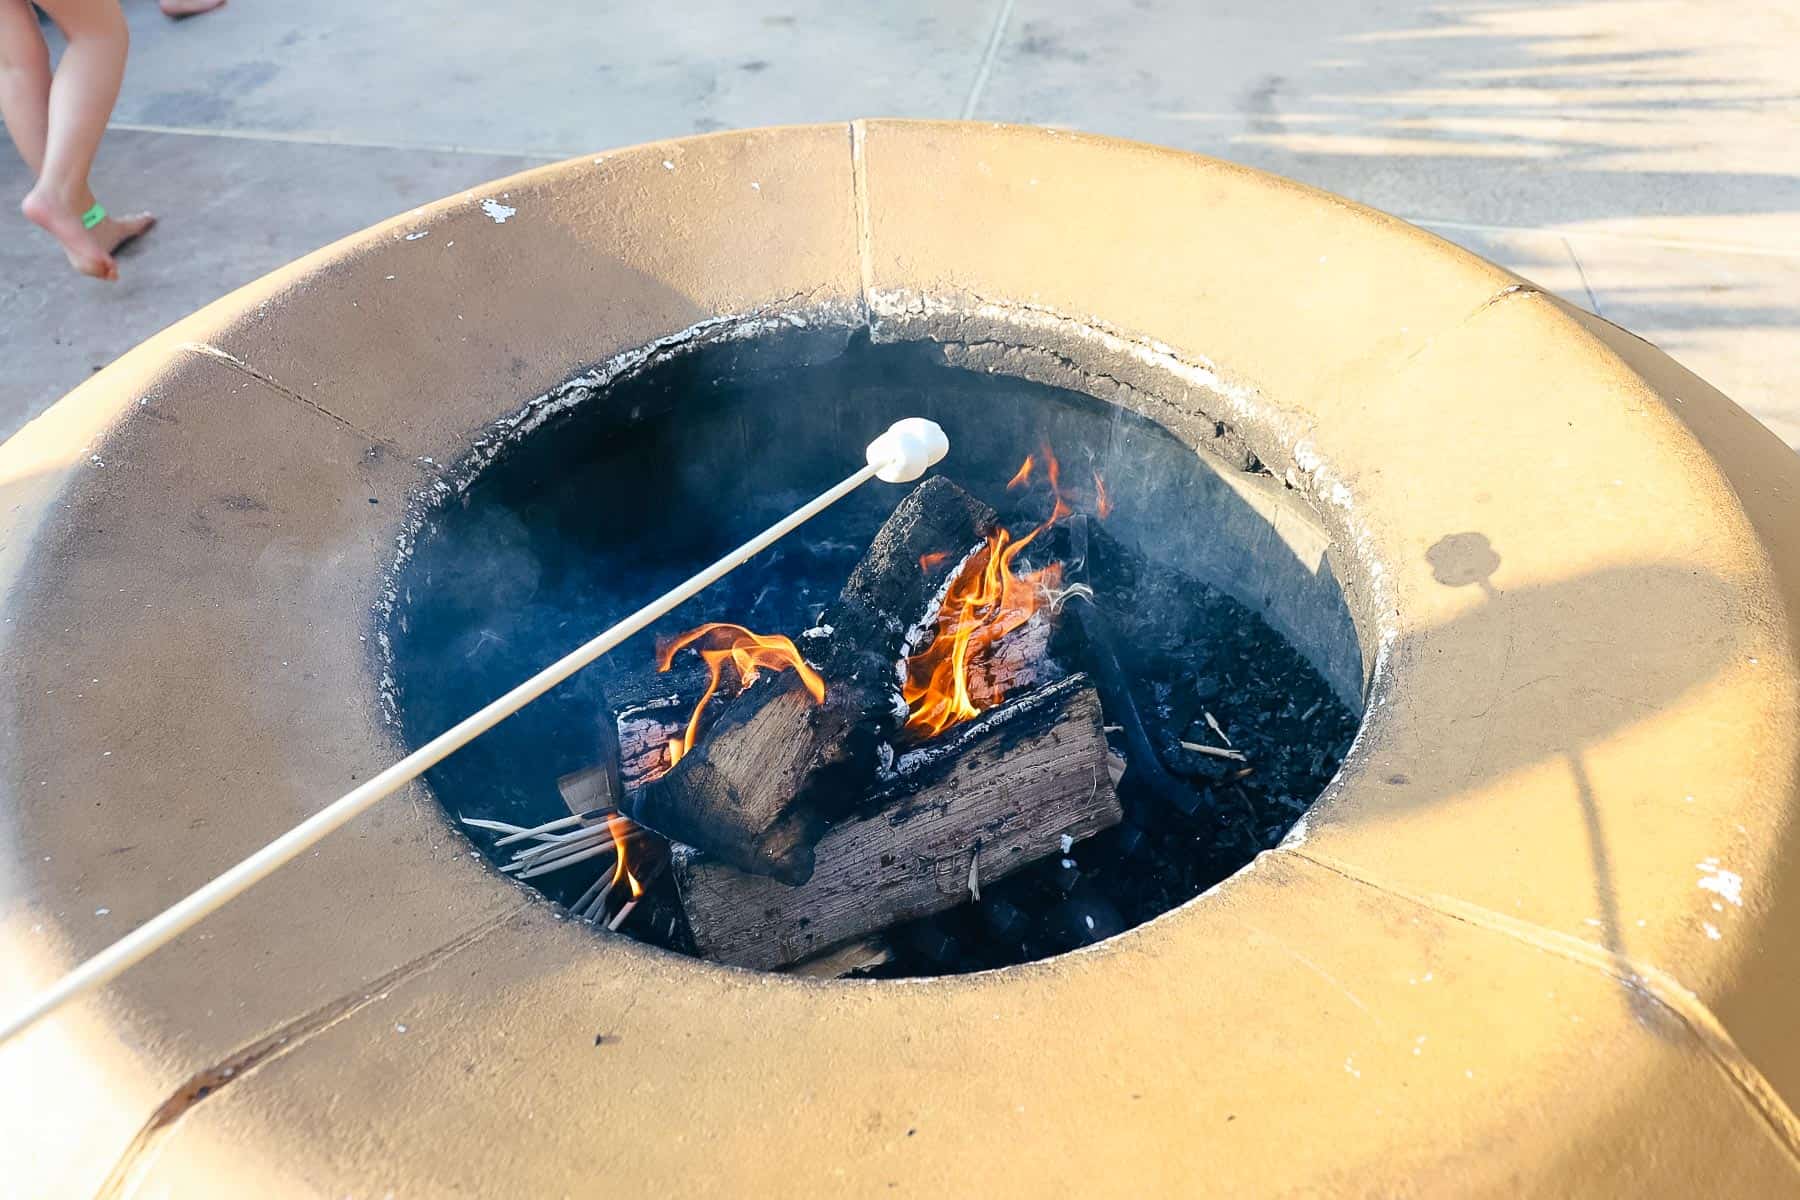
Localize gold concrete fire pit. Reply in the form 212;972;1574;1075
2;122;1797;1196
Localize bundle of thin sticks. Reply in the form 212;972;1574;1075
461;810;651;931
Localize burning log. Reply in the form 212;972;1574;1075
607;661;712;790
627;476;1000;883
671;676;1121;970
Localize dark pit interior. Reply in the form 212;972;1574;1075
387;328;1363;977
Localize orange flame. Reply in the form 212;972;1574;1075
919;550;950;574
656;622;827;768
901;450;1074;738
1094;470;1112;519
1006;457;1035;491
607;812;644;898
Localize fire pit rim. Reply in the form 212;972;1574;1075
379;295;1375;974
3;120;1797;1195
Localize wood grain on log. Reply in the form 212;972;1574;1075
613;619;1055;792
672;679;1120;970
628;477;998;883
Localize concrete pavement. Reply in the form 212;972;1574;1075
4;0;1797;447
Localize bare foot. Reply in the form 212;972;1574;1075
99;209;156;254
159;0;227;16
20;189;152;281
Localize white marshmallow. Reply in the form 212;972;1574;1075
865;418;949;483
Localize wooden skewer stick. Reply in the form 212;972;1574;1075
522;825;645;869
1180;740;1249;762
459;817;532;836
519;843;618;880
494;808;614;848
569;872;610;916
0;418;949;1047
1203;712;1233;747
507;826;610;866
607;899;640;932
506;833;613;874
584;876;620;921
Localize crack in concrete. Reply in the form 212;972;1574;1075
1471;281;1543;316
176;341;406;454
1402;282;1544;366
1237;917;1391;1037
1286;846;1800;1165
849;120;873;322
94;905;525;1199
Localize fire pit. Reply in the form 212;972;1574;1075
388;332;1361;975
4;122;1799;1196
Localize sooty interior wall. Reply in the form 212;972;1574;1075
386;328;1363;972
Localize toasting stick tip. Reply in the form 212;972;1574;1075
0;419;950;1046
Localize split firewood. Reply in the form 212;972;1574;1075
627;476;999;884
784;937;894;979
607;661;713;790
671;677;1121;970
964;614;1054;708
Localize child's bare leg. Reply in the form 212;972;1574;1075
0;0;51;173
19;0;151;280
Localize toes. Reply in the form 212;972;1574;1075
107;214;157;252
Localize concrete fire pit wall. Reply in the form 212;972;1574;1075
1;122;1796;1196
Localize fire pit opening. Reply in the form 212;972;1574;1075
386;326;1363;978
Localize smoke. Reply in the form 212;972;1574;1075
380;328;1361;901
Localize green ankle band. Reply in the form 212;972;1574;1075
80;203;106;231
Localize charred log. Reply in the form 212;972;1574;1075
672;678;1121;970
607;661;712;790
627;476;999;883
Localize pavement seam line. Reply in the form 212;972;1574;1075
1415;215;1800;261
107;121;563;163
960;0;1016;120
94;904;528;1200
1286;846;1800;1164
1561;235;1603;315
94;125;1800;262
